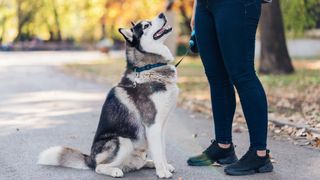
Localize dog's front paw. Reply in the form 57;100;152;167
167;164;175;173
156;169;173;179
111;168;124;178
95;165;124;178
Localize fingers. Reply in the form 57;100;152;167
190;18;195;30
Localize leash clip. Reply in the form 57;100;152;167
132;81;137;88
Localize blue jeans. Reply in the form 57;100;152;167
195;0;268;150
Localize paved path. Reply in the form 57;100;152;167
255;39;320;58
0;51;319;180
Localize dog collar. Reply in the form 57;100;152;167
131;63;168;73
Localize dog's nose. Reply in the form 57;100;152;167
158;13;165;19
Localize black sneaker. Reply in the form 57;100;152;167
224;148;274;176
187;140;238;166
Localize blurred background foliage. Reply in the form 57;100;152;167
281;0;320;36
1;0;318;44
0;0;164;43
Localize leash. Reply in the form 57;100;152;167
175;30;197;67
174;47;190;67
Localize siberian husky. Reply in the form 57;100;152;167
38;13;179;179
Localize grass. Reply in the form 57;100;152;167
260;69;320;90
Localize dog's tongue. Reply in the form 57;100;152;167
157;28;165;36
154;25;171;38
160;28;165;33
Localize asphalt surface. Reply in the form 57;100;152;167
0;51;319;180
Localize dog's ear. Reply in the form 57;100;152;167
119;28;133;44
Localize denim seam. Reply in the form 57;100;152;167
223;84;229;143
235;0;256;6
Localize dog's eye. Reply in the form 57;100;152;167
144;24;150;29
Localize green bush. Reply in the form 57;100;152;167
281;0;320;36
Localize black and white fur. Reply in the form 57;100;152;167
38;13;179;179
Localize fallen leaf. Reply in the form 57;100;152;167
274;129;281;134
295;128;306;137
306;132;314;141
313;137;320;148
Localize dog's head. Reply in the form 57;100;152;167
119;13;174;67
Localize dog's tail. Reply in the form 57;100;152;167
37;146;90;170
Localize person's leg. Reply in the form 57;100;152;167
212;0;273;175
195;0;236;146
187;0;238;166
213;0;268;152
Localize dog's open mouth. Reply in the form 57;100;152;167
153;23;172;40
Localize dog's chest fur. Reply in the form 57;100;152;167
124;81;166;126
119;65;178;126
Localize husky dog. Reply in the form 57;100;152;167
38;13;179;179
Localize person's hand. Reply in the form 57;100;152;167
190;15;195;30
190;0;196;30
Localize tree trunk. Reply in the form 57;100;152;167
179;1;192;34
259;0;294;74
100;14;106;40
51;0;62;41
14;0;35;41
0;16;6;45
15;0;23;42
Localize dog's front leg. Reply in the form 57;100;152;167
161;116;175;173
146;124;172;179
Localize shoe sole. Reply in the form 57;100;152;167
188;154;238;166
224;161;274;176
187;159;213;166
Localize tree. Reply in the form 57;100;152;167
178;0;192;34
281;0;320;35
174;0;193;36
50;0;62;41
0;1;8;44
259;0;294;74
0;0;16;44
0;16;5;45
38;0;63;41
14;0;41;41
